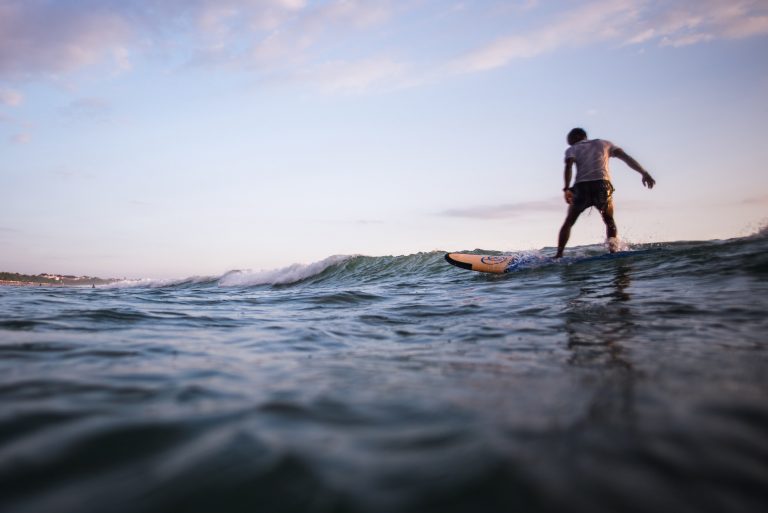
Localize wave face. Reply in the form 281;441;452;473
1;233;768;513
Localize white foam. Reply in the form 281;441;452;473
218;255;354;287
606;237;632;253
107;275;216;288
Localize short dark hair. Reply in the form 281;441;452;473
567;128;587;145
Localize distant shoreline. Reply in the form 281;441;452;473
0;279;113;287
0;280;64;287
0;272;118;287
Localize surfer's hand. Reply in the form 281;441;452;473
564;189;574;205
642;171;655;189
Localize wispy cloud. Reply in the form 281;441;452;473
451;0;768;73
632;0;768;47
0;0;766;90
451;0;638;73
0;1;135;79
129;199;155;207
441;196;659;219
0;87;22;106
10;132;30;145
62;97;113;122
48;168;96;181
296;56;410;93
440;198;561;219
0;1;396;75
738;194;768;206
0;109;31;145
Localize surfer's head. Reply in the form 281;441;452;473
567;128;587;145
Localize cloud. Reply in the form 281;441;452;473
451;0;637;73
0;108;32;143
0;0;135;79
440;198;561;219
660;33;714;48
298;56;410;93
10;132;30;145
441;196;660;219
0;0;401;88
0;1;311;79
63;97;113;122
1;0;766;89
451;0;768;73
129;199;155;207
738;194;768;205
0;88;22;106
634;0;768;47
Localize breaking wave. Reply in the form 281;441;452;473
101;229;768;291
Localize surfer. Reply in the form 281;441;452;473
555;128;655;258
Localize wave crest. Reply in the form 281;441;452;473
100;235;768;290
218;255;355;287
108;275;218;288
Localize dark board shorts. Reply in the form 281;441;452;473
571;179;614;214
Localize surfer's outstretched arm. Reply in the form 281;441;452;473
611;148;655;188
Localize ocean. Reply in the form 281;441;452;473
1;233;767;513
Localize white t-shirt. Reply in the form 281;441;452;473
564;139;620;184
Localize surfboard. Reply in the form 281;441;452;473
445;249;660;274
444;253;518;274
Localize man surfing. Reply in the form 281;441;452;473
555;128;655;259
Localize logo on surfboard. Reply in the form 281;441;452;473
480;256;511;265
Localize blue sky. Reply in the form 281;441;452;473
2;0;767;278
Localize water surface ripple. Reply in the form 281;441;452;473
1;236;768;513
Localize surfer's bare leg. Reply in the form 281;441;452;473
601;201;618;253
556;207;582;258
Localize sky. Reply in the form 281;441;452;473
1;0;767;278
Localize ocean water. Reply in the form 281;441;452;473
1;234;767;513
